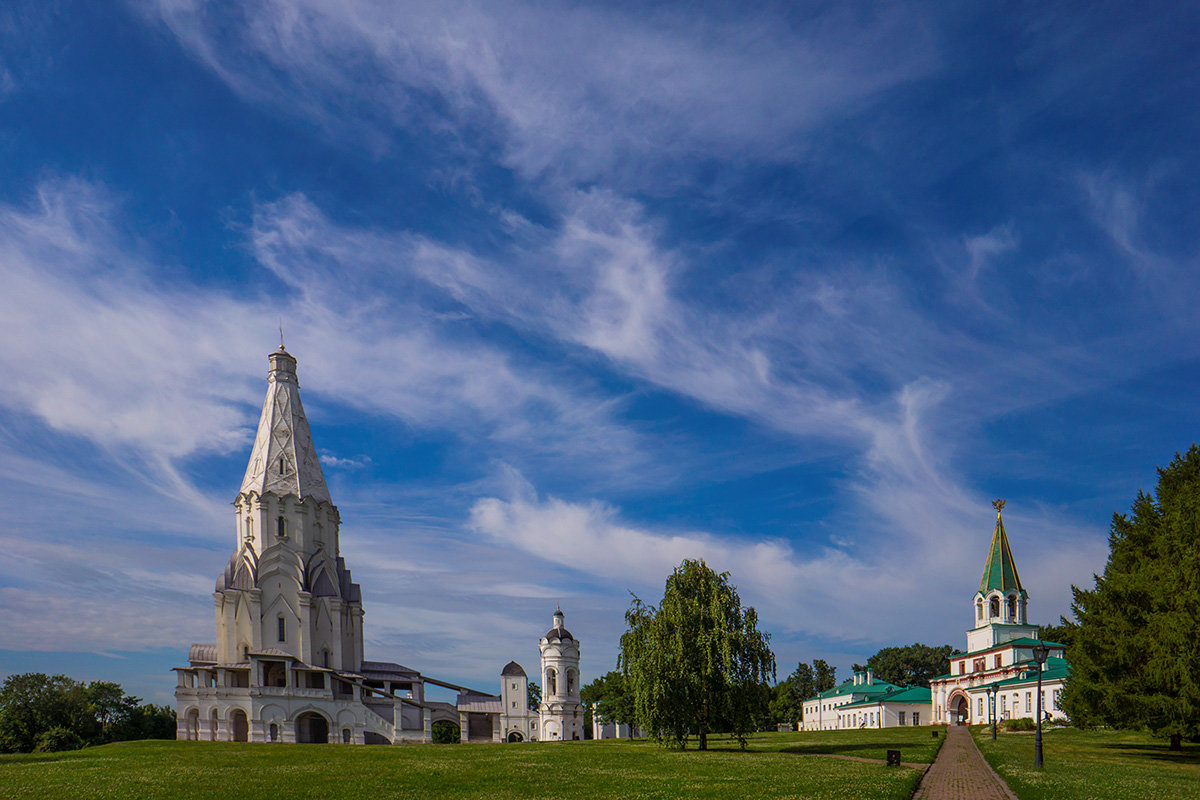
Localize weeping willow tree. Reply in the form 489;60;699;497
619;559;775;750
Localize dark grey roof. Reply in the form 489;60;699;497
501;661;526;677
360;660;422;678
544;625;574;642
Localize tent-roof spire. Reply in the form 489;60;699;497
238;347;331;503
979;499;1025;595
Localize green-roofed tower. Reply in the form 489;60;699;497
966;500;1038;652
979;499;1026;596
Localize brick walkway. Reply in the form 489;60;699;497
911;726;1017;800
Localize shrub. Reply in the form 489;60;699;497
1004;717;1035;732
35;726;86;752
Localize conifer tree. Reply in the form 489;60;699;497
1065;446;1200;750
619;559;775;750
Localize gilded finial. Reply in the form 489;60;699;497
279;319;286;351
993;498;1006;513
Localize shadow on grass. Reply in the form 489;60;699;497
779;743;911;758
1095;742;1200;765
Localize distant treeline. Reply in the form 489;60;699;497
0;673;175;753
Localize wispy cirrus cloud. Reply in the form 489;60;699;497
140;0;939;182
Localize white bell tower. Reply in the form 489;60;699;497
538;606;583;741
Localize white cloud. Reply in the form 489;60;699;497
140;0;939;182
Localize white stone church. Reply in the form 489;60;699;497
174;347;581;744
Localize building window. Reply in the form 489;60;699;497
959;662;966;675
899;712;906;726
990;596;1000;617
1001;696;1007;715
276;516;286;539
913;712;920;725
279;457;286;474
1053;689;1061;710
994;654;1002;669
343;729;351;744
1007;595;1017;619
976;599;983;621
277;616;286;642
269;723;278;742
978;698;984;716
1025;692;1031;713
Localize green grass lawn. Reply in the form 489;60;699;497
0;729;937;800
972;725;1200;800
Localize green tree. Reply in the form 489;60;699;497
619;559;776;750
865;643;955;688
86;681;139;741
0;673;97;753
431;720;460;744
812;659;836;693
581;671;635;729
527;681;541;711
769;661;818;725
1037;617;1078;651
1065;446;1200;750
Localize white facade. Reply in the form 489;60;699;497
591;708;639;740
538;607;584;741
801;670;908;731
499;661;539;742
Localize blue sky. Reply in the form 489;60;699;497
2;0;1198;704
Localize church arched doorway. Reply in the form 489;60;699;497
954;696;969;725
296;712;329;743
507;731;524;743
230;709;249;742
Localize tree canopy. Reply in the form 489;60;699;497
581;671;636;728
619;559;775;750
0;673;175;753
865;643;955;688
769;659;836;725
1064;446;1200;750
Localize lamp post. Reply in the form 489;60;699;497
1032;641;1049;769
986;684;998;741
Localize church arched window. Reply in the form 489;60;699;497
277;516;286;539
976;599;983;621
1006;595;1017;620
989;596;1000;618
546;668;557;695
277;616;286;642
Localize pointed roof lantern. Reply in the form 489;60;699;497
979;499;1026;596
238;346;332;504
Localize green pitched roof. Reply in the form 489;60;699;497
840;685;932;708
979;504;1026;596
